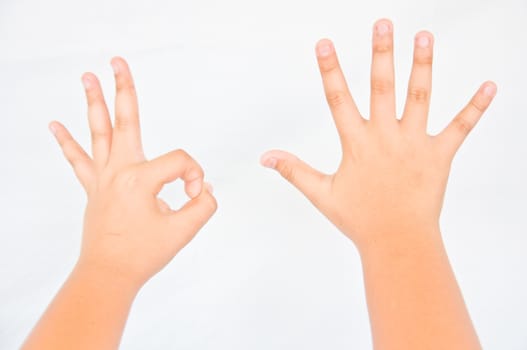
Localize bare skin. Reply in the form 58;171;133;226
22;57;217;350
22;19;495;350
261;19;496;349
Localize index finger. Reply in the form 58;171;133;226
138;149;205;199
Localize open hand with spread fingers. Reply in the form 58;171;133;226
261;19;495;350
261;19;496;251
49;57;217;288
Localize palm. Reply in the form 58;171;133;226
261;19;496;248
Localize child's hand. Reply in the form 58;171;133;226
49;57;217;288
261;19;496;251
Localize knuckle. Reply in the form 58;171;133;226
407;87;429;103
185;168;204;185
469;99;486;113
326;90;348;108
90;130;111;144
414;52;433;66
117;82;136;95
172;148;191;162
452;117;474;135
277;161;295;183
192;165;204;179
373;41;392;54
318;59;338;74
114;116;133;130
371;79;393;95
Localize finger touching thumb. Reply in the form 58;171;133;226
165;182;217;244
260;150;331;209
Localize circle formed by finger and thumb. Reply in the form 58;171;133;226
138;149;205;198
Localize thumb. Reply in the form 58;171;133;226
164;182;217;245
260;150;332;210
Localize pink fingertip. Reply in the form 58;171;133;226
316;40;334;57
483;83;497;97
261;156;277;169
110;58;120;75
187;179;202;198
48;122;58;136
375;19;392;36
416;35;430;48
81;74;93;90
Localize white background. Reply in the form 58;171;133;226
1;0;526;348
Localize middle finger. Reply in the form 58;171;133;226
370;19;397;125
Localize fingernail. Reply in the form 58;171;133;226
205;182;214;194
376;22;391;36
316;42;333;57
483;83;497;97
187;179;202;198
48;123;57;136
81;75;92;90
111;59;120;74
416;35;430;48
262;157;277;169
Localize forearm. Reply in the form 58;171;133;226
22;261;140;350
358;227;481;350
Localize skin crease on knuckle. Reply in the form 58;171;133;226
469;98;487;113
373;41;392;54
114;115;135;131
407;87;429;104
186;167;204;183
326;90;349;108
452;116;474;135
116;77;137;93
371;79;394;95
278;161;296;184
90;130;110;144
414;51;433;66
319;60;338;74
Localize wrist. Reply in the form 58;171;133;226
72;258;143;297
356;224;444;261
